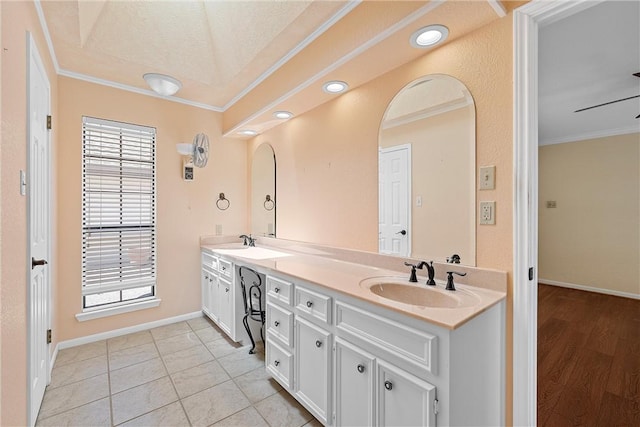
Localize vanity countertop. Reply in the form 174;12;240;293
200;239;506;330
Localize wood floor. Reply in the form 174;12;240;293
537;284;640;426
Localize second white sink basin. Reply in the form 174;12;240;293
213;246;292;260
360;277;481;309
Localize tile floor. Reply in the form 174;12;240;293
36;316;321;427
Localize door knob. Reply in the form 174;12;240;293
31;257;48;269
396;230;407;236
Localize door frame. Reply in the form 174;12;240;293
26;31;52;426
512;1;604;425
378;143;411;257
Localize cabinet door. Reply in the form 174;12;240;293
201;269;211;316
377;360;436;427
218;275;232;335
295;317;331;424
334;338;375;427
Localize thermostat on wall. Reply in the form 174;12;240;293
183;159;194;181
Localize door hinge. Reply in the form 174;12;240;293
46;115;52;130
46;329;52;344
528;267;534;281
434;398;439;415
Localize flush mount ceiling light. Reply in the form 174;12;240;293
143;73;182;96
273;111;294;120
238;129;258;136
410;25;449;48
323;80;349;94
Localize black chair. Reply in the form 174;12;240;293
238;266;265;354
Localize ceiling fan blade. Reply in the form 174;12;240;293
574;94;640;113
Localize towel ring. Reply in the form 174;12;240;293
264;195;275;211
216;193;230;210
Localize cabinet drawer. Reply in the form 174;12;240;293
295;286;331;324
267;276;293;306
266;340;293;390
218;258;233;279
336;301;438;375
266;302;293;347
201;252;217;270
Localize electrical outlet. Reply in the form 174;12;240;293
479;166;496;190
480;201;496;225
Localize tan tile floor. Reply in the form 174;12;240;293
37;316;322;427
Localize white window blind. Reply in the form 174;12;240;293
82;116;156;309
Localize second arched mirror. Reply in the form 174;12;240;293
251;143;276;237
378;74;476;265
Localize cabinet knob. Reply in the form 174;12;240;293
205;275;209;280
306;301;313;308
222;266;226;271
274;321;280;327
315;340;322;348
274;287;280;293
357;364;365;373
274;360;280;366
225;287;229;293
209;278;213;282
384;381;393;391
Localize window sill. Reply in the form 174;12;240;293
76;298;161;322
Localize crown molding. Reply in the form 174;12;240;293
224;0;446;137
58;69;223;112
487;0;507;18
539;125;639;146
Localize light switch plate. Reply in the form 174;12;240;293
480;201;496;225
479;166;496;190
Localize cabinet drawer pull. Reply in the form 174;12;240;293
306;301;313;308
225;287;229;293
274;360;280;366
357;364;365;373
274;321;280;327
209;278;213;282
222;266;226;271
205;275;209;280
384;381;393;391
315;340;322;348
274;287;280;293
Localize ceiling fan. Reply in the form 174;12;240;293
574;72;640;119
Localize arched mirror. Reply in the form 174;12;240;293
378;74;476;265
251;143;276;237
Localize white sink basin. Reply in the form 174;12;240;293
360;277;481;308
214;246;292;260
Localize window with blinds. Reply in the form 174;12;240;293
82;117;156;310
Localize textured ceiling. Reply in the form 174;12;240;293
539;0;640;145
41;0;349;107
39;0;511;136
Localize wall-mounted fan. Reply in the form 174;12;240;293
574;72;640;119
177;133;210;167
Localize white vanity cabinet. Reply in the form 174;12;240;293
263;271;504;427
200;249;243;342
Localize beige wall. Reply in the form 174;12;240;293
251;12;514;423
539;133;640;296
380;105;475;264
1;1;59;425
56;77;248;342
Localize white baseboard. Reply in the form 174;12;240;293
538;278;640;300
56;311;204;350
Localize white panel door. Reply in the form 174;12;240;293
28;33;51;426
379;145;410;256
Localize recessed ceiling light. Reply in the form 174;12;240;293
273;111;293;120
143;73;182;96
239;130;258;136
410;25;449;48
323;80;349;94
